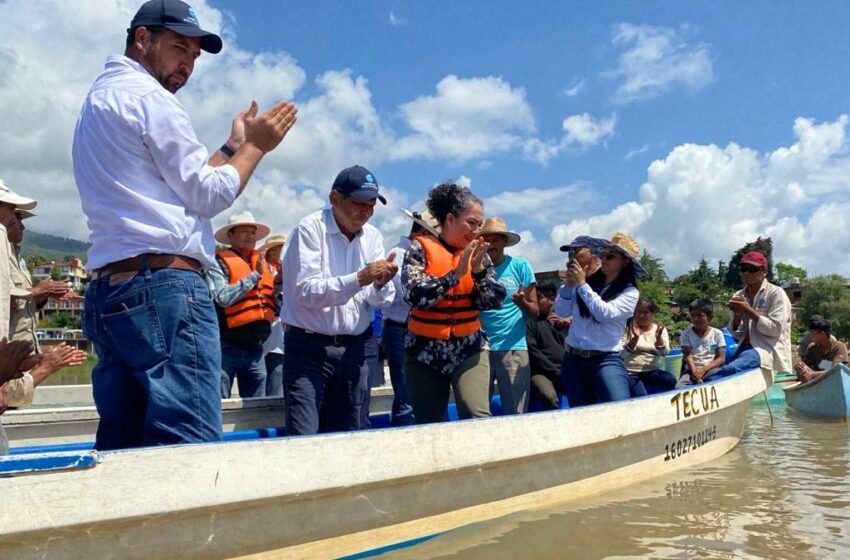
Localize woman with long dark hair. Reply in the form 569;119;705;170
402;182;506;423
560;232;644;406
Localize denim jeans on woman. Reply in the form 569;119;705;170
560;351;631;407
83;265;222;450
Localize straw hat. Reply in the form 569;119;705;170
402;208;440;235
259;233;287;254
597;232;647;278
214;211;271;244
479;217;521;247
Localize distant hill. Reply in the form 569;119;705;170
20;230;90;264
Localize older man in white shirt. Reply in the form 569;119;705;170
282;165;398;435
72;0;297;450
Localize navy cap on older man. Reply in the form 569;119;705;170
332;165;387;205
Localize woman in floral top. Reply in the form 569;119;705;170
402;182;505;423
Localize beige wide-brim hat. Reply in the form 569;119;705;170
402;208;440;235
259;233;287;254
0;179;37;210
214;211;271;244
596;232;647;278
15;209;36;219
480;216;521;247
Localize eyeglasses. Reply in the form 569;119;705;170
601;252;619;261
740;264;762;273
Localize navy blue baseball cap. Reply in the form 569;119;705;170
559;235;599;252
332;165;386;205
129;0;223;54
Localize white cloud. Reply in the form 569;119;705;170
562;113;617;147
485;183;596;226
562;78;586;97
608;23;714;103
550;115;850;277
394;75;536;161
625;143;651;160
389;10;407;26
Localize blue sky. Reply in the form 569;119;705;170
1;1;850;275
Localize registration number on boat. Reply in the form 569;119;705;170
664;425;717;461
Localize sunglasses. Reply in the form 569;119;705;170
740;264;763;273
601;252;619;261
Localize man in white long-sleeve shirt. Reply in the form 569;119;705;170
281;166;398;434
72;0;297;450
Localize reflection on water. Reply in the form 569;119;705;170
376;405;849;559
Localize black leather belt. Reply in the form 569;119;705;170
565;344;605;358
285;325;373;345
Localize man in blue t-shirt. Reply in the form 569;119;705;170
480;217;538;414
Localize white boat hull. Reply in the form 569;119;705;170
0;368;770;559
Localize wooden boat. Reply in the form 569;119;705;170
784;364;850;419
0;368;770;559
751;372;797;407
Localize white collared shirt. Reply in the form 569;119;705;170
382;236;412;323
281;208;395;336
72;55;241;271
564;283;639;352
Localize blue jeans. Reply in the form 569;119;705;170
264;352;284;397
677;346;760;387
220;340;267;398
381;322;414;426
560;351;631;407
629;369;678;397
283;328;369;435
83;265;222;450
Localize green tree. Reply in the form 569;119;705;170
50;266;62;281
638;250;668;284
775;262;807;287
38;312;81;329
25;254;47;268
798;275;850;341
724;237;774;289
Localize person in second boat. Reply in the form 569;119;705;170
559;232;643;406
479;217;537;414
795;316;848;383
403;182;505;424
209;211;275;398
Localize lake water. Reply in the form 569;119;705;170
372;402;849;559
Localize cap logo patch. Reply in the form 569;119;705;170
365;174;374;183
185;7;199;24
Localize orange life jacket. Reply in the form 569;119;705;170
408;235;481;340
217;249;276;329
